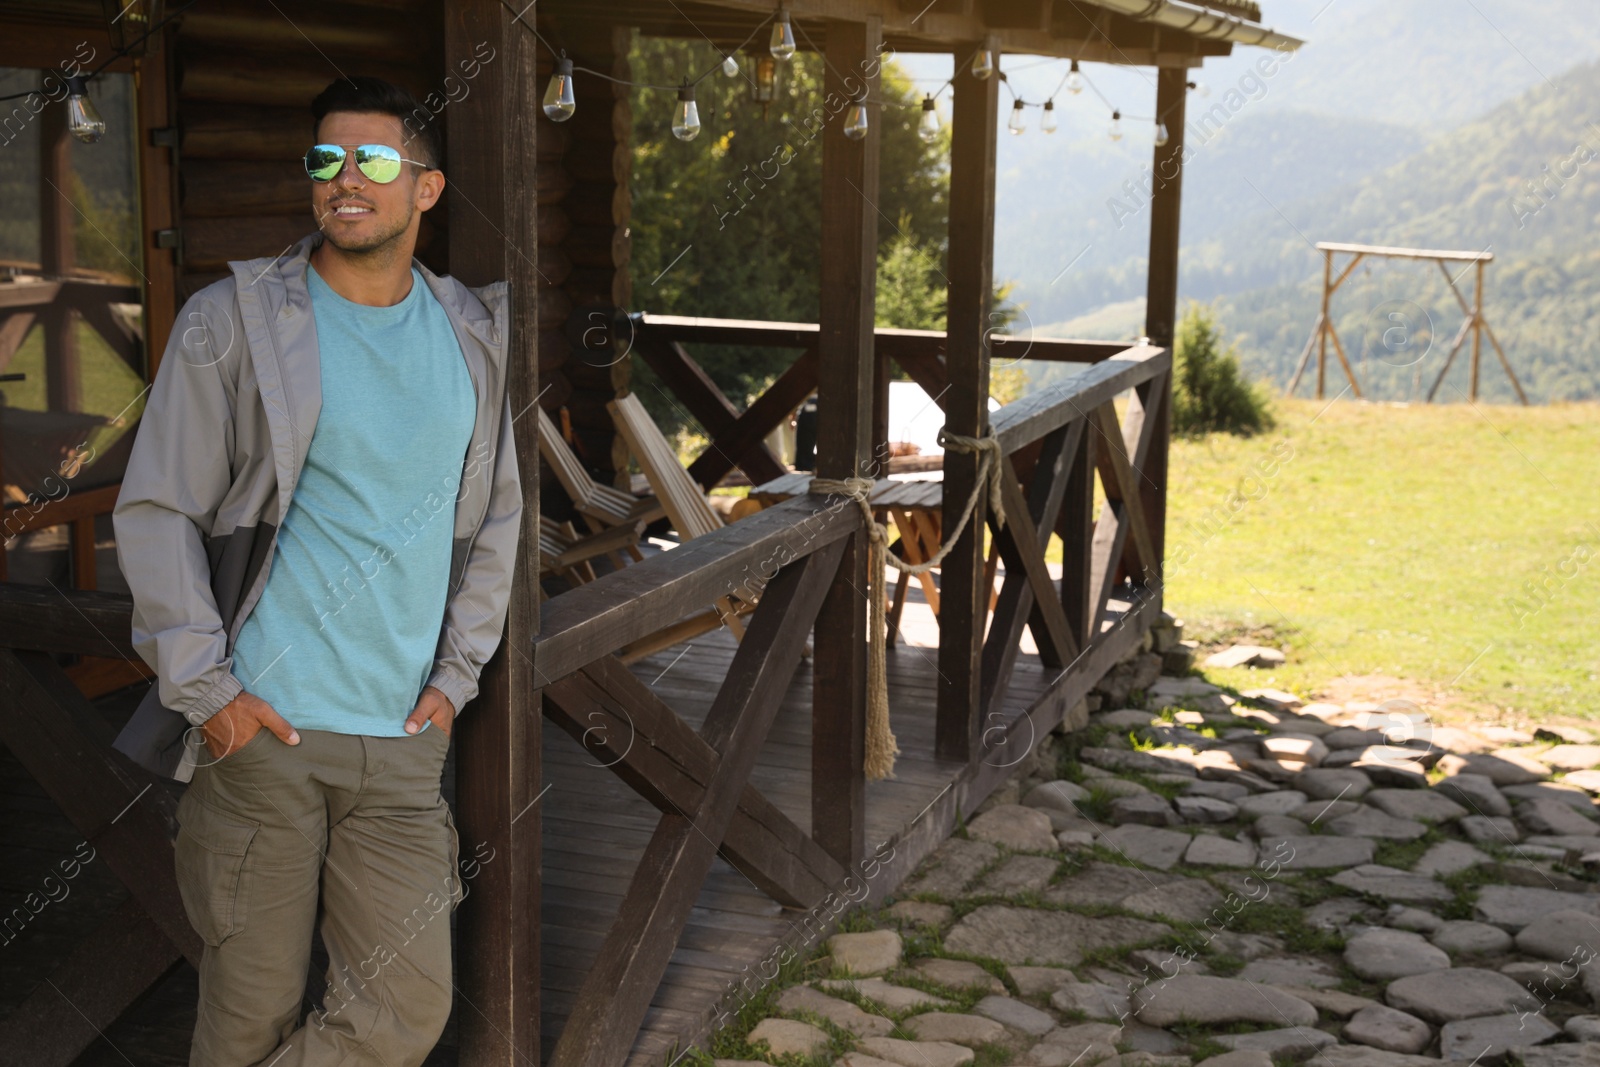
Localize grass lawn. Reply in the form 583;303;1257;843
1163;397;1600;724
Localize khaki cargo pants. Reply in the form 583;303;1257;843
174;726;462;1067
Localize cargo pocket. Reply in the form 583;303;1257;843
443;807;465;911
174;796;259;946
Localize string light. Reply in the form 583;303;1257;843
918;95;941;143
1041;99;1057;134
543;56;576;121
970;49;995;80
1007;99;1025;135
1154;121;1169;147
1108;109;1123;141
770;9;796;61
843;93;869;140
672;82;701;141
65;77;105;143
1066;59;1084;95
722;54;739;77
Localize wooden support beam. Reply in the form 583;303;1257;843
1058;423;1096;650
1142;66;1186;585
682;346;816;489
636;335;787;487
936;35;999;762
39;101;80;414
812;16;882;866
443;2;542;1064
547;540;845;1067
137;39;179;380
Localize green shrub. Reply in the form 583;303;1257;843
1173;303;1276;437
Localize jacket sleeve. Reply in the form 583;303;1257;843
426;389;523;714
111;292;245;726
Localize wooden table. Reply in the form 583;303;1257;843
751;472;996;642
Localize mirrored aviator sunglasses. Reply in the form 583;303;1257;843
303;143;425;184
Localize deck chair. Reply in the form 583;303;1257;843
607;392;755;661
538;515;646;594
537;406;665;564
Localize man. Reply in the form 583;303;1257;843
112;76;521;1066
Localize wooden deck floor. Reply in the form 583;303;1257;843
0;580;1146;1066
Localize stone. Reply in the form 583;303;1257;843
1244;688;1305;711
1058;830;1097;848
1294;800;1363;824
1187;780;1251;802
1092;778;1156;798
1050;981;1133;1021
1526;834;1600;852
1518;798;1600;836
1112;795;1181;827
1025;1023;1123;1067
973;994;1055;1036
1185;835;1258;867
1288;986;1380;1018
913;959;1006;994
1514;907;1600;960
1428;920;1511;956
1427;726;1496;754
1096;709;1163;729
1149;676;1223;701
1386;906;1444;933
1309;1048;1447;1067
1262;735;1330;767
1294;768;1375;800
1518;1045;1600;1067
944;905;1170;967
1307;898;1379;929
1096;826;1194;870
1414;841;1492;877
1237;957;1340;988
1542;745;1600;771
1121;1022;1185;1054
1433;775;1512;817
1437;752;1551;785
1439;1012;1562;1060
828;930;902;976
976;855;1063;896
1262;835;1375;870
967;806;1059;852
1460;815;1521;845
1366;789;1469;823
1477;886;1600;930
1251;815;1310;839
901;838;999;897
748;1018;831;1058
1174;796;1239;824
1344;1004;1433;1054
1269;717;1337;737
1239;791;1310;816
818;978;955;1013
1131;975;1317;1027
1344;928;1451;981
888;900;954;927
903;1012;1008;1048
1209;932;1286;959
836;1055;902;1067
1081;748;1199;777
1025;780;1091;812
1328;808;1428;841
1217;1029;1338;1057
1205;645;1286;669
1009;966;1076;997
1197;1053;1274;1067
1325;728;1391;750
777;985;894;1038
1351;757;1431;789
1047;863;1173;907
1331;865;1452;902
1567;1016;1600;1041
1539;725;1597;744
857;1036;975;1067
1384;968;1540;1024
1566;771;1600;795
714;1060;775;1067
1124;879;1225;923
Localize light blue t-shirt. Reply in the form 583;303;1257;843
231;266;477;735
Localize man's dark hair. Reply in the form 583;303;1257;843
311;76;442;171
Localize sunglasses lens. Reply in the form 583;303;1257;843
355;145;403;183
305;145;345;181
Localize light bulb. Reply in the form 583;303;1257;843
1066;59;1084;95
1042;99;1057;134
918;95;940;143
65;77;105;143
770;11;796;61
970;49;994;80
1007;99;1026;135
842;97;868;140
542;58;576;122
672;84;701;141
1108;110;1123;141
722;54;739;77
1189;80;1210;98
1154;121;1169;147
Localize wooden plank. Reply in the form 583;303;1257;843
1316;241;1493;262
138;39;179;380
935;34;1000;762
1091;401;1156;583
534;499;858;685
0;583;136;659
1058;424;1096;650
543;656;848;908
990;346;1166;453
687;347;818;490
634;335;786;487
547;540;844;1067
811;15;882;867
443;3;542;1065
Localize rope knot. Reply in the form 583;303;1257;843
937;427;1006;528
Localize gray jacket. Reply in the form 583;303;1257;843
112;233;521;782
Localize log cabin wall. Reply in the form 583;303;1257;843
171;0;445;301
536;17;633;500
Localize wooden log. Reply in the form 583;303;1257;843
180;0;429;60
180;103;310;160
183;215;313;273
181;159;305;218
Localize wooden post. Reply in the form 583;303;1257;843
1470;259;1484;402
1140;66;1186;586
935;37;999;761
813;16;881;867
137;39;178;379
443;3;541;1064
1316;247;1331;400
39;100;80;413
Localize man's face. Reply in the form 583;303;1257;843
310;111;442;256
